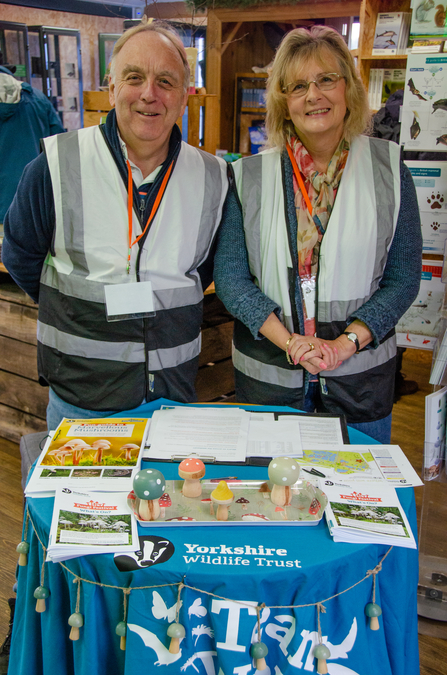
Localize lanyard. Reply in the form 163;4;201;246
126;159;174;273
286;143;313;216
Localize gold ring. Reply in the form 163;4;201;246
308;342;315;351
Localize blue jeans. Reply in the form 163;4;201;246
303;380;392;444
46;388;118;431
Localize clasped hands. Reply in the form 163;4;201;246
286;333;355;375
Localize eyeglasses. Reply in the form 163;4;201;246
282;73;343;97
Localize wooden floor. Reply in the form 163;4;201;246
0;348;446;673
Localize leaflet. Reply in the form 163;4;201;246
319;480;417;548
25;417;149;497
47;487;138;562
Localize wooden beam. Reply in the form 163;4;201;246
144;1;207;20
205;9;222;146
221;21;243;56
214;1;361;22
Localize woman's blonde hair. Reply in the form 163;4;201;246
265;26;371;148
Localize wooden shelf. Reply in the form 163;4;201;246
365;54;408;60
240;107;266;114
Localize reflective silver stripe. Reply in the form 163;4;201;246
41;265;203;309
369;138;396;296
57;132;89;276
233;347;303;388
323;335;396;377
318;297;372;323
148;335;201;371
37;321;145;363
238;155;263;285
190;151;224;271
41;265;107;303
153;284;203;311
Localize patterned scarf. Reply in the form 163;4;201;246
289;136;349;334
290;135;349;273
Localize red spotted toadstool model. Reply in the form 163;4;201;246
178;457;206;497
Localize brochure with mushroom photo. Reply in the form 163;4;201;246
25;418;150;497
47;487;138;562
319;480;416;549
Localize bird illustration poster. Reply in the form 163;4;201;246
405;160;447;252
401;54;447;149
410;1;447;37
372;12;406;55
396;260;445;349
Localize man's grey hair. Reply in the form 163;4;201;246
109;20;190;92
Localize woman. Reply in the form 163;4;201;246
214;26;422;443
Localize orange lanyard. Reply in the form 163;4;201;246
286;143;313;216
126;159;174;273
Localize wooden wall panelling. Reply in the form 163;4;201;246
0;403;47;444
0;298;38;345
0;370;48;419
0;336;38;381
0;3;124;91
220;22;273;152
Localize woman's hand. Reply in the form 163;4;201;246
287;335;340;374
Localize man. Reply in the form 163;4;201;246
0;68;64;222
2;22;228;429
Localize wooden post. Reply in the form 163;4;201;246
206;10;222;149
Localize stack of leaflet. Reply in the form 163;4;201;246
47;487;139;562
25;417;150;497
372;12;411;56
319;480;416;549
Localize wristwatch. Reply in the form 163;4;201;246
343;331;360;353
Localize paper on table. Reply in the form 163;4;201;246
278;414;344;450
47;487;138;562
366;445;423;487
147;407;250;462
247;418;303;458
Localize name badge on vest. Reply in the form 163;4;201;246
301;276;316;322
104;281;155;322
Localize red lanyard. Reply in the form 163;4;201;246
126;159;174;273
286;143;313;216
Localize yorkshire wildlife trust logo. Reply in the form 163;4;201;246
114;535;174;571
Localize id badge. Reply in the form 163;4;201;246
301;275;316;321
104;281;155;322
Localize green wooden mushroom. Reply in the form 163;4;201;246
133;468;166;521
365;602;382;630
167;622;185;654
16;541;30;566
268;457;300;506
313;643;331;674
250;641;268;670
34;585;50;613
68;612;84;641
116;621;127;650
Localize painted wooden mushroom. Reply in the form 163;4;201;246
268;457;300;506
167;622;185;653
133;468;166;521
365;602;382;630
210;480;234;521
178;458;206;497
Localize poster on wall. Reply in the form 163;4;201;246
404;160;447;252
401;54;447;151
396;259;445;349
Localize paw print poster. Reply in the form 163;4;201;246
396;260;445;349
405;160;447;252
401;54;447;150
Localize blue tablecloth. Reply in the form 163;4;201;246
9;400;420;675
